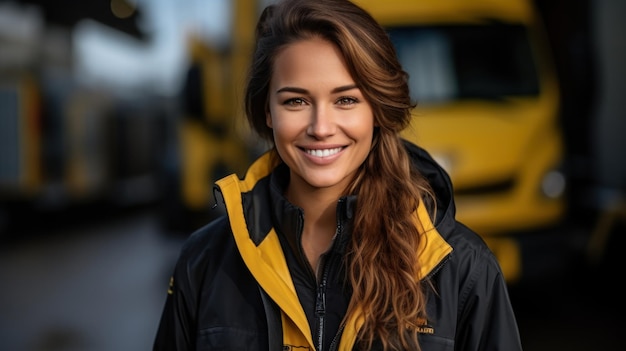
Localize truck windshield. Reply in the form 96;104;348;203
387;23;540;104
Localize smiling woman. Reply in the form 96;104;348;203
266;37;375;268
267;37;374;196
153;1;522;350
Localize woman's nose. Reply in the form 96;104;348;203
306;105;336;138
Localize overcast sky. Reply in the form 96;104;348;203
73;0;231;96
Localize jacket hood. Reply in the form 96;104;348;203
402;139;458;238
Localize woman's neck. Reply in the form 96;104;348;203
285;181;341;271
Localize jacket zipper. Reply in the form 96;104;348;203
315;268;328;351
315;199;345;351
328;323;344;351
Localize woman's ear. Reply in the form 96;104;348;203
266;110;273;128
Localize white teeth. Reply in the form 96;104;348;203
306;147;342;157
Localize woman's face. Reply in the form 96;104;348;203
267;37;375;196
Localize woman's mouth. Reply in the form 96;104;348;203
305;147;343;158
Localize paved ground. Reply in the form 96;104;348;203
0;205;624;350
0;207;184;351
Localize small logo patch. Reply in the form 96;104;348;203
416;317;435;334
167;276;174;295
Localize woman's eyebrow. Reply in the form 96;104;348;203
275;84;358;94
331;84;358;94
276;86;308;94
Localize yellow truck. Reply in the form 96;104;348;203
353;0;566;283
159;0;260;233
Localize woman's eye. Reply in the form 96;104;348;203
337;96;357;105
284;98;305;106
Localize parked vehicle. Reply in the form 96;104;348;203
158;0;261;234
353;0;567;283
0;5;164;236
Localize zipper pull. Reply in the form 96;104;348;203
316;283;326;317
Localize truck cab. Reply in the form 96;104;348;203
353;0;566;283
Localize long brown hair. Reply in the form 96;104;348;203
244;0;434;349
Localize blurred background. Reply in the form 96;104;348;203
0;0;624;350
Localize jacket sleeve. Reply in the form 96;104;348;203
153;254;197;350
455;247;523;350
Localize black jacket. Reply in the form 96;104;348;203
154;141;523;350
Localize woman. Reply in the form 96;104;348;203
154;0;523;350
